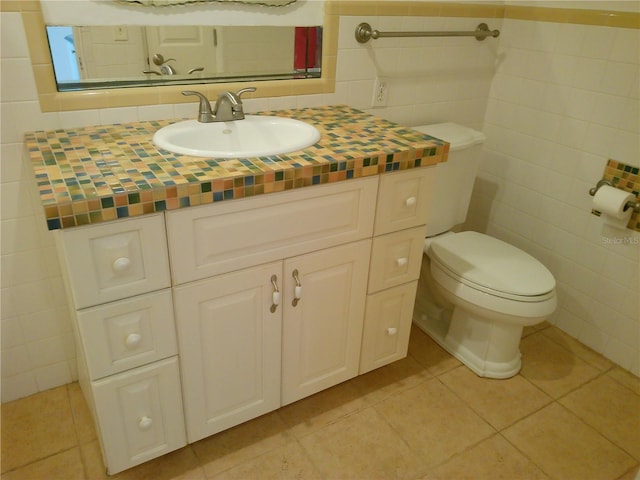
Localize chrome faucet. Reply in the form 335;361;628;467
182;87;257;123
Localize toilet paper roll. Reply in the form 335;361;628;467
592;185;635;228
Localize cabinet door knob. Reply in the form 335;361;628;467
387;327;398;336
405;196;417;207
138;415;153;430
125;333;142;349
396;257;408;267
112;257;132;273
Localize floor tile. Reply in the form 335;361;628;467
349;354;431;405
559;375;640;461
117;446;205;480
80;441;206;480
522;321;551;338
191;412;291;478
0;386;78;473
616;465;640;480
519;332;601;398
67;382;96;444
431;434;550;480
608;367;640;396
408;325;462;376
439;365;552;430
375;378;495;468
277;380;368;439
542;326;615;372
210;440;322;479
503;403;636;480
2;447;85;480
79;441;109;480
4;335;640;480
299;406;428;479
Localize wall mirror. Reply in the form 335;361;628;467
46;24;322;91
20;1;338;112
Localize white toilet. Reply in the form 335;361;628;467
412;123;556;379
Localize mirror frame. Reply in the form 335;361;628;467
17;0;338;112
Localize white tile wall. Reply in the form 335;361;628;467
470;18;640;376
2;7;638;402
335;15;500;129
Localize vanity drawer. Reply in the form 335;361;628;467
368;226;425;294
77;289;177;380
360;281;417;375
166;176;378;284
91;356;186;475
57;214;171;309
374;167;434;236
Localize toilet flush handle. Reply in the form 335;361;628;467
405;196;417;207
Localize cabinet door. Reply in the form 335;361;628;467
91;357;186;475
359;281;418;374
174;262;282;443
282;240;371;405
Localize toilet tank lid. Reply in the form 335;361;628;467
412;122;486;151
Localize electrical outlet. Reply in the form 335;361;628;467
372;77;388;107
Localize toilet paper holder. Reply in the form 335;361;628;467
589;179;640;213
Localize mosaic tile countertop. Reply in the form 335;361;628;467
25;105;449;230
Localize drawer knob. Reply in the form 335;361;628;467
387;327;398;336
396;257;408;267
112;257;132;273
125;333;142;349
405;196;417;207
138;416;153;431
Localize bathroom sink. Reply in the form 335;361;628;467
153;116;321;158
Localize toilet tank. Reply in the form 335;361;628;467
412;123;486;237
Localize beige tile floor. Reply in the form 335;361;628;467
2;323;639;480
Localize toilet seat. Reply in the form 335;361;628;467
428;232;556;302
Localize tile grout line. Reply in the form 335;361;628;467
555;373;640;464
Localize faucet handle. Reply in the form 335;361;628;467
182;91;214;122
235;87;257;100
228;87;256;120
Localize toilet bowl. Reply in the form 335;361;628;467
414;231;556;378
411;123;557;378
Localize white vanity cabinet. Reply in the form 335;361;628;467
173;241;371;442
167;178;376;442
359;167;435;374
55;167;435;473
55;214;186;475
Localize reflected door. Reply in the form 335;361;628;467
145;26;218;75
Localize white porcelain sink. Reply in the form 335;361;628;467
153;116;321;158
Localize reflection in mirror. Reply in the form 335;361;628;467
46;25;322;91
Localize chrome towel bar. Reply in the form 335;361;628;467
355;22;500;43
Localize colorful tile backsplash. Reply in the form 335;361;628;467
25;105;448;230
600;159;640;232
